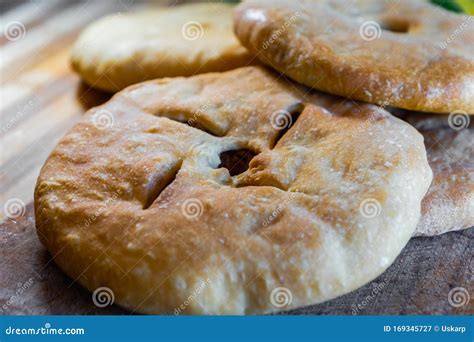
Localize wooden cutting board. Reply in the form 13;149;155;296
1;1;472;315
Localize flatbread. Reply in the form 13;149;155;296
35;67;431;314
394;111;474;236
234;0;474;113
71;3;253;92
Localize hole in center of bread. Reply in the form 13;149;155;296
219;149;256;176
380;18;410;33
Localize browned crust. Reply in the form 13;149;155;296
35;66;431;314
234;0;474;113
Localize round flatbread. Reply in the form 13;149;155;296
35;67;431;314
394;111;474;236
234;0;474;113
71;3;253;92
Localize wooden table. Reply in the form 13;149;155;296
1;1;472;315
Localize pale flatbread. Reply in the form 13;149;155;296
71;3;253;92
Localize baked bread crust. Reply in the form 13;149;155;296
234;0;474;114
35;66;431;314
395;112;474;236
71;3;253;92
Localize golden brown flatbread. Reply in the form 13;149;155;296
35;67;431;314
234;0;474;113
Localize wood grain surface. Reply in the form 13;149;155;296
0;1;473;315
